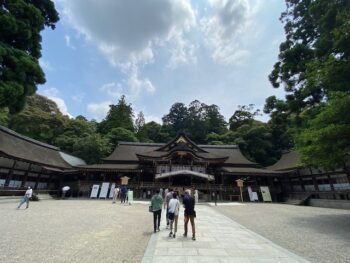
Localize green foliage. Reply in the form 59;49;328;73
229;104;260;131
295;93;350;170
137;121;170;143
107;127;138;148
162;100;227;143
0;108;9;126
266;0;350;168
98;95;134;134
0;0;59;113
269;0;350;116
72;133;111;164
8;94;66;144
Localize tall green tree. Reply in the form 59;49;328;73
98;95;135;134
0;0;59;113
72;133;111;164
296;92;350;172
229;104;260;131
162;102;189;137
106;127;138;148
8;94;66;144
268;0;350;116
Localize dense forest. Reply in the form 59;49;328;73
1;0;349;170
0;95;282;166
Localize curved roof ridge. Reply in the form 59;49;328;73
0;125;59;151
199;145;238;149
118;141;164;146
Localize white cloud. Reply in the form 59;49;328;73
64;34;76;49
72;93;85;103
127;64;156;96
41;88;72;117
100;82;123;98
87;101;112;120
201;0;253;65
59;0;196;67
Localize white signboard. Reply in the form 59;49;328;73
90;184;100;198
128;190;133;204
109;183;116;198
260;186;272;202
0;179;5;187
248;186;259;202
99;182;110;199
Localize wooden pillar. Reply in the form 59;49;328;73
34;168;43;189
5;160;17;187
21;163;32;188
312;176;319;191
327;174;335;191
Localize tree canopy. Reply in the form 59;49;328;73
0;0;59;113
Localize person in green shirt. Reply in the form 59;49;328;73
151;189;163;233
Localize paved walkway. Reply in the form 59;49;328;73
142;205;309;263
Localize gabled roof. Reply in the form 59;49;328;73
0;125;85;169
267;151;300;171
103;142;162;162
103;140;256;166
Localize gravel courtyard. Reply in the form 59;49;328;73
213;203;350;263
1;200;350;263
0;200;152;263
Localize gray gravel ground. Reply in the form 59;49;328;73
213;203;350;263
0;200;152;263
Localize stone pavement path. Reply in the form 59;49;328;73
142;205;309;263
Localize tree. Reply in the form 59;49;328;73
106;127;138;148
8;94;66;144
269;0;350;116
295;93;350;171
72;133;111;164
134;111;145;132
203;104;227;135
162;102;189;136
229;104;260;131
98;95;134;134
0;0;59;113
137;121;171;143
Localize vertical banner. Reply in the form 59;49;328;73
260;186;272;202
90;184;100;198
128;190;133;205
99;182;110;199
109;183;116;198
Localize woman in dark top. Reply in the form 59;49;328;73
182;190;196;240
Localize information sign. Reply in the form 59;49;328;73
99;182;110;199
90;184;100;198
260;186;272;202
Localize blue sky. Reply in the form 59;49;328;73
38;0;286;123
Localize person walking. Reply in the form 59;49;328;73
168;192;180;238
165;189;173;229
151;189;163;233
120;186;127;204
183;190;196;240
17;187;33;209
112;186;118;203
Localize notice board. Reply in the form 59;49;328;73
90;184;100;198
99;182;110;199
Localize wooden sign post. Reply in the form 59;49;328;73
236;179;244;202
120;176;130;185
